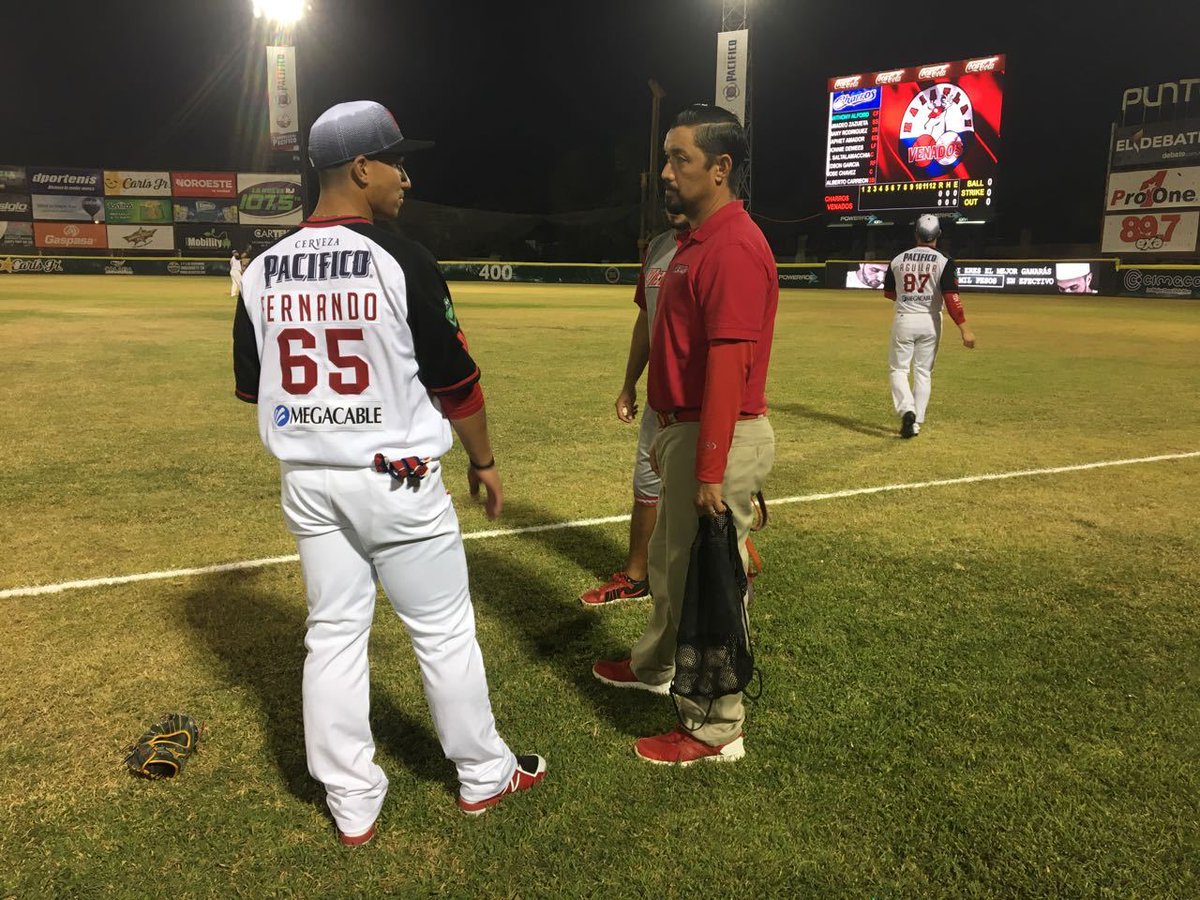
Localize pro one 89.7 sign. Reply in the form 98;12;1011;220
824;54;1005;219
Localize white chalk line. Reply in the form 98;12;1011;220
3;450;1197;600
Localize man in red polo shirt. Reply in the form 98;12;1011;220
592;104;777;765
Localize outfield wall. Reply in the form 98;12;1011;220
1;254;1197;300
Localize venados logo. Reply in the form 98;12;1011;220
273;405;291;427
832;88;879;111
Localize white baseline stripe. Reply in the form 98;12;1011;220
2;451;1196;600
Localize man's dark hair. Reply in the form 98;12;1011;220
671;103;749;189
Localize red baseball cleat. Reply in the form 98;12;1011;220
457;754;547;816
592;658;670;696
579;571;651;607
338;821;377;847
634;729;745;766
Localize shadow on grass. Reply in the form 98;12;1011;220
465;508;666;738
182;571;453;809
481;497;629;578
772;401;896;438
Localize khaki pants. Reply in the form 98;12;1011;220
630;416;775;746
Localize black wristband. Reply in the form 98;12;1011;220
469;456;496;471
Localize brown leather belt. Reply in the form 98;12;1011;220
655;410;766;428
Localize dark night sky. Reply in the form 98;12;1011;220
5;0;1200;246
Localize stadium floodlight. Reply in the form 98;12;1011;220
252;0;306;25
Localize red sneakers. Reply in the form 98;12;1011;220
579;571;651;607
634;729;745;766
592;658;670;696
457;754;547;816
338;821;377;847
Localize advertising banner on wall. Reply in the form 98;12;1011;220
171;171;238;198
1112;118;1200;169
237;173;303;225
266;46;301;152
244;223;294;252
0;165;27;192
0;194;32;221
1101;210;1200;254
1118;265;1200;299
103;171;172;196
103;197;173;224
106;224;176;252
0;255;231;276
715;30;749;124
34;222;108;249
776;265;826;289
27;167;103;195
1105;166;1200;212
0;222;34;248
173;198;240;223
32;194;105;222
175;223;246;254
828;260;1118;295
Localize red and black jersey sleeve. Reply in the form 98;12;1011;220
232;294;260;404
940;257;959;292
352;224;481;400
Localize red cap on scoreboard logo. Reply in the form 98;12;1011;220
917;63;951;80
833;75;862;90
874;70;905;85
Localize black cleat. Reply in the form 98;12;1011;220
900;411;917;439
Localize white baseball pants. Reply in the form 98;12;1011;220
889;312;941;424
279;461;516;835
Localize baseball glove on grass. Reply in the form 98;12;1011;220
124;712;201;780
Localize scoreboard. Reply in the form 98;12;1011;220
824;54;1005;219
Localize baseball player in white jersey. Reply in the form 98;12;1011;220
232;101;544;845
229;250;243;297
579;211;688;606
883;214;976;438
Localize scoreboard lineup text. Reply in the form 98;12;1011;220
823;54;1005;220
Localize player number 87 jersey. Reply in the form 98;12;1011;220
884;246;958;317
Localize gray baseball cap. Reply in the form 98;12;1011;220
915;213;942;241
307;100;434;169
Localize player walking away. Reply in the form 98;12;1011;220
579;210;689;607
232;101;544;845
883;214;976;438
229;250;242;298
593;104;777;765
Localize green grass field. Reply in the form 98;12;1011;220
1;276;1198;898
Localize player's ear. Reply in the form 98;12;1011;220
713;153;733;186
349;156;371;188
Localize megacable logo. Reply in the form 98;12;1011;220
833;75;862;90
965;56;1001;73
875;70;905;85
918;64;951;80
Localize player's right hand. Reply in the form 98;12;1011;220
616;386;638;424
468;465;504;519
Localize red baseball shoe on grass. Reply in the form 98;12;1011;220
579;571;651;607
338;821;377;847
457;754;547;815
634;729;745;766
592;658;670;696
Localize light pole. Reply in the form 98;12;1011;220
640;79;667;259
252;0;310;215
